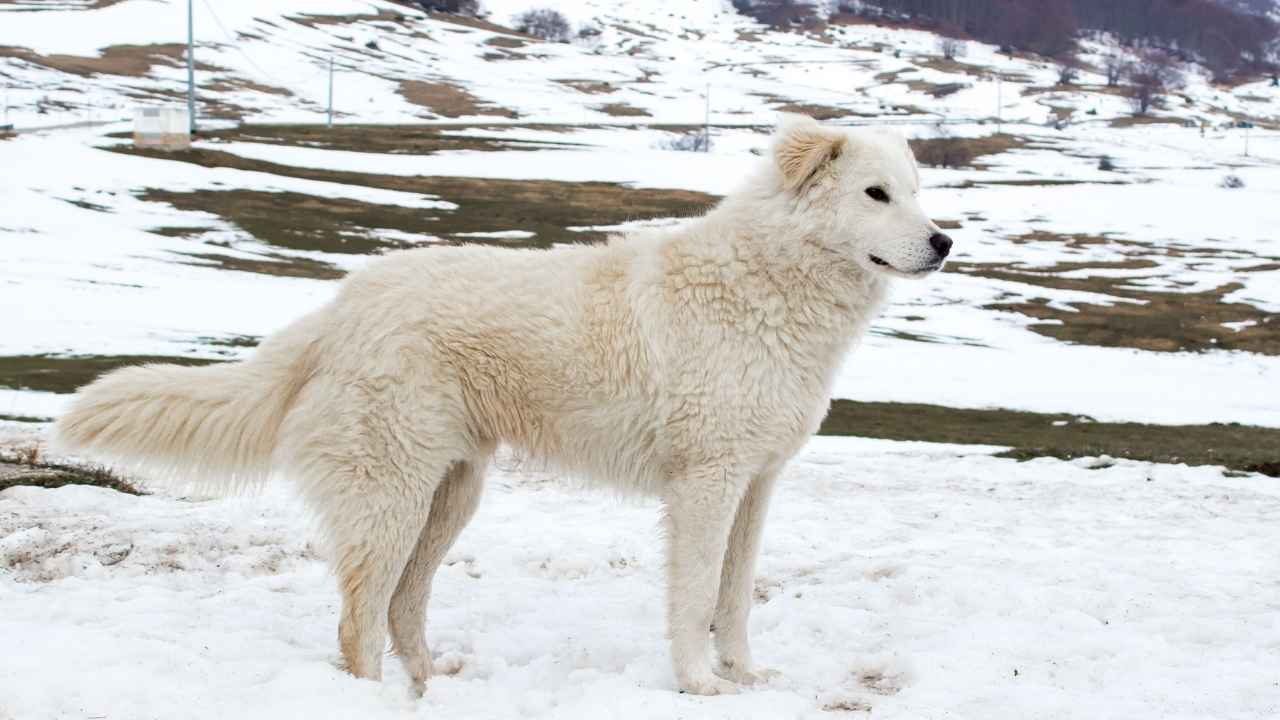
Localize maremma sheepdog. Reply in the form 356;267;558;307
54;114;952;696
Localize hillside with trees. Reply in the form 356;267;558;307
734;0;1278;79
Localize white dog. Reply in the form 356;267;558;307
53;114;950;696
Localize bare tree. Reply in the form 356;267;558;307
937;37;966;60
1127;50;1182;116
1103;54;1127;86
1057;63;1079;85
514;8;573;42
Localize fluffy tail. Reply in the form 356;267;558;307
51;333;316;489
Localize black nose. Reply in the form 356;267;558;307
929;232;953;258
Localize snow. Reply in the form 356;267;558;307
2;437;1278;719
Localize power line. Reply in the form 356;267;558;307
197;0;325;88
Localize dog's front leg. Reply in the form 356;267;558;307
662;465;750;695
713;467;782;685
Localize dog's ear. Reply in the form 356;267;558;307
773;113;847;193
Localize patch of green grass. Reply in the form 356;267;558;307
819;399;1280;477
0;354;223;395
115;145;716;251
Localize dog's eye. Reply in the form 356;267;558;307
865;187;890;203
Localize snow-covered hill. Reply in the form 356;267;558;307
1;0;1276;129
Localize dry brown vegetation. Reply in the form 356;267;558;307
0;43;220;78
0;0;127;9
773;102;860;120
484;36;528;49
908;134;1028;168
0;354;220;395
285;8;409;29
948;231;1280;355
555;79;616;95
595;102;651;117
397;80;519;118
0;447;141;495
820;400;1280;477
195;123;581;154
115;141;716;252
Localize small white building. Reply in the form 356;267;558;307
133;106;190;150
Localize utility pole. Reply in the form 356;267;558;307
996;72;1002;132
327;55;334;128
186;0;195;134
703;82;710;152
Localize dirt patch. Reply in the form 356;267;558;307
0;43;220;77
397;80;518;118
115;144;717;251
595;102;651;117
819;400;1280;477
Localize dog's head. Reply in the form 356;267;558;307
772;114;951;278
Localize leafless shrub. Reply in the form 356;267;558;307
1103;54;1127;86
514;8;573;42
1057;63;1079;85
1220;174;1245;189
658;131;711;153
937;37;967;60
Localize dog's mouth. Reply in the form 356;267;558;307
868;254;943;277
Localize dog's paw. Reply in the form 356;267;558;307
678;671;742;696
715;662;782;686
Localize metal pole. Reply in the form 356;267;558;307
187;0;195;134
327;55;334;128
996;72;1002;132
703;82;710;152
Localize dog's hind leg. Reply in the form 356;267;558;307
713;466;781;685
388;447;491;696
321;462;446;682
295;422;466;681
662;464;751;695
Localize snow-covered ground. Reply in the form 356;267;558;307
3;437;1278;720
